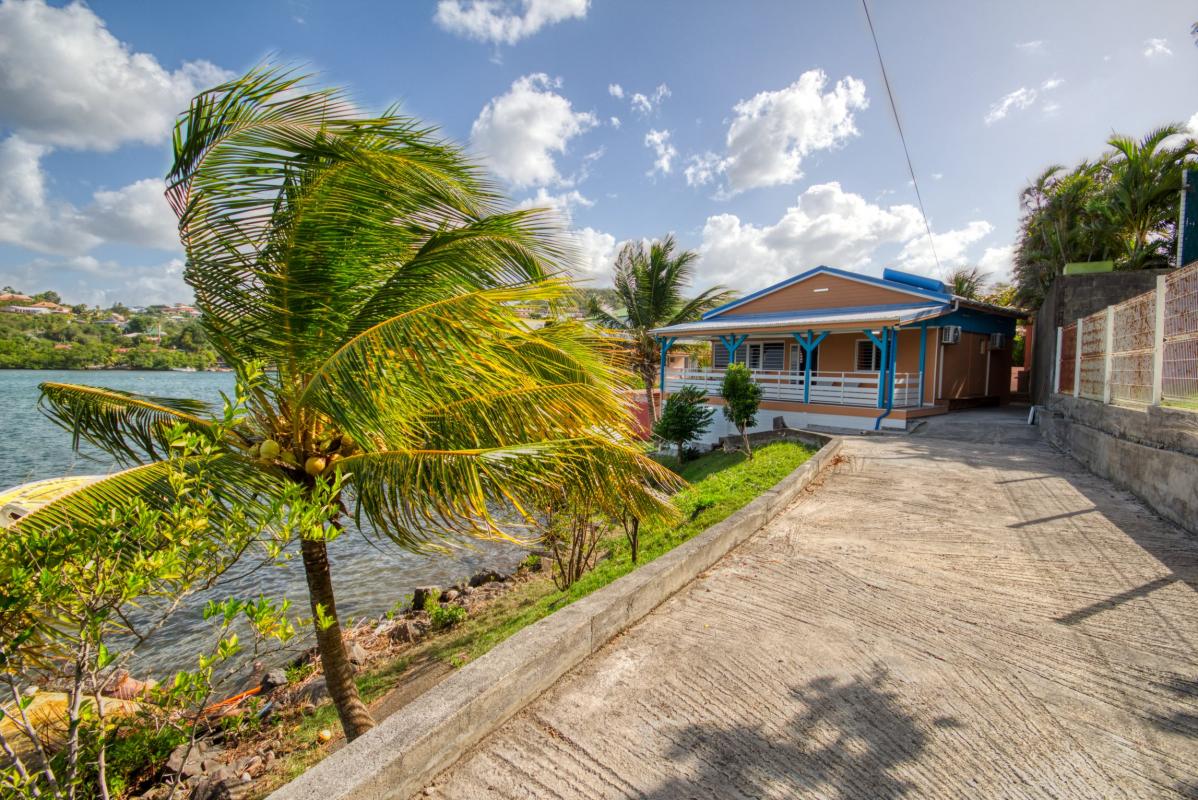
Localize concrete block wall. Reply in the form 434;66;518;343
1041;395;1198;534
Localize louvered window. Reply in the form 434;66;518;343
855;340;881;371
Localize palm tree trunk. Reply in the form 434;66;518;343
643;382;657;423
300;537;375;740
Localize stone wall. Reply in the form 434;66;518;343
1031;269;1170;405
1040;395;1198;533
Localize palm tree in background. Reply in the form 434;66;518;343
1105;125;1196;269
1013;123;1196;306
588;236;733;421
20;67;674;741
945;265;987;300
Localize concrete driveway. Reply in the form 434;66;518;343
426;410;1198;799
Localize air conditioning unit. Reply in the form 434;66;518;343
940;325;961;344
989;332;1006;350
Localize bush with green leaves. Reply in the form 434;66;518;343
721;363;763;459
422;595;467;631
653;384;715;463
0;385;300;800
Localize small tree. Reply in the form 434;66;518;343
653;385;715;463
721;363;762;459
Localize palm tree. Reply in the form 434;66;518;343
1104;124;1197;269
19;67;674;741
945;266;986;299
588;236;733;420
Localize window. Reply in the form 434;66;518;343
713;340;784;370
793;344;819;372
855;339;881;371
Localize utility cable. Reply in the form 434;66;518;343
862;0;943;274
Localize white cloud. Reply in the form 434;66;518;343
0;256;190;306
0;0;229;152
84;179;179;250
977;244;1015;281
0;135;178;255
895;220;994;274
984;87;1037;125
644;129;677;176
1015;40;1045;53
609;116;621;129
686;70;868;195
608;83;624;99
470;74;598;188
514;187;593;226
694;182;992;292
1188;111;1198;135
1143;38;1172;58
433;0;588;46
984;79;1062;125
684;152;722;187
566;227;617;284
630;84;670;116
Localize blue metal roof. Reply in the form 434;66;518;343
702;265;952;320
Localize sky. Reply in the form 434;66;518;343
0;0;1195;307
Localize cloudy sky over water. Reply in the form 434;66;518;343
0;0;1195;306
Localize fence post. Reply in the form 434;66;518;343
1053;326;1062;394
1073;317;1083;398
1152;274;1167;405
1102;306;1114;404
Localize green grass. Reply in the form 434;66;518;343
259;441;815;794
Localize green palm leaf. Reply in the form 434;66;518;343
38;383;224;464
11;454;285;536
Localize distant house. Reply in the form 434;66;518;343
29;301;71;314
3;305;52;315
0;292;33;303
96;314;127;326
652;266;1023;437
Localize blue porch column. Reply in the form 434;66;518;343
863;328;891;408
717;333;747;364
917;322;928;407
791;329;828;404
887;326;898;408
658;336;677;398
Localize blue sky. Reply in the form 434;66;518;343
0;0;1195;306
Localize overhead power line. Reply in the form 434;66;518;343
861;0;942;275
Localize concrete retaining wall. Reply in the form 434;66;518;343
270;434;843;800
1041;396;1198;533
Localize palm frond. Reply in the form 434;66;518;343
12;454;286;537
38;383;224;464
339;438;679;550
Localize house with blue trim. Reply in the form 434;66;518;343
650;265;1023;434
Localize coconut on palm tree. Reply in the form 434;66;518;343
587;236;732;421
21;67;674;741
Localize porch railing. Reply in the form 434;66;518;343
664;368;921;408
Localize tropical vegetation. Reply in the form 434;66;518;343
587;235;733;420
653;384;715;462
17;66;675;744
721;363;762;458
1013;123;1197;307
0;297;218;370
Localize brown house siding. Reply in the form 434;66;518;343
715;274;925;316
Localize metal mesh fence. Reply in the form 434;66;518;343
1109;293;1155;405
1058;323;1076;394
1078;310;1107;400
1163;261;1198;407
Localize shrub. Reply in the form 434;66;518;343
721;363;762;459
653;384;715;462
423;595;467;630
